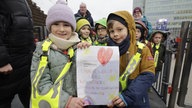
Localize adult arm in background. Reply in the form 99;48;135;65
142;16;153;39
161;44;166;63
0;8;12;73
86;10;94;27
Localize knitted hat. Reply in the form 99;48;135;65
133;7;142;15
46;0;76;32
76;18;91;32
95;18;107;30
107;14;128;27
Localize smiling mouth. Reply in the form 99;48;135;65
58;33;67;36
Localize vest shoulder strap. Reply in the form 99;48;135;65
119;42;145;92
137;42;145;53
41;39;53;56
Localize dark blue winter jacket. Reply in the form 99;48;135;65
121;72;155;108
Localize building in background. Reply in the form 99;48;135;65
133;0;192;37
27;0;47;41
133;0;146;14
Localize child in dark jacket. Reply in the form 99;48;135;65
150;30;166;81
83;11;155;108
135;20;153;55
106;11;155;108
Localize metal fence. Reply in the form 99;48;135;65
153;21;192;108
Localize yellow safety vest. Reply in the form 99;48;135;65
31;39;74;108
152;43;160;67
145;40;149;44
93;40;107;46
119;42;145;92
80;37;92;44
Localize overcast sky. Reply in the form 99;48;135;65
32;0;133;21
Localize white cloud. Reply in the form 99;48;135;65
32;0;133;21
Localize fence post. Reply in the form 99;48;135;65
168;21;190;108
177;22;192;107
161;49;172;104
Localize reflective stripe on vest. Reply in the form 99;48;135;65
31;39;74;108
119;42;145;92
152;43;160;67
94;41;107;46
80;37;92;44
145;40;148;44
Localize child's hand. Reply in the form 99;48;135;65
67;97;84;108
107;102;114;108
110;96;126;108
83;96;94;106
77;42;91;49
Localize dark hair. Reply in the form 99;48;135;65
136;26;145;41
133;7;142;15
107;20;115;35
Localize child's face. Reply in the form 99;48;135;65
153;33;163;44
108;20;128;43
51;21;73;40
80;25;91;38
96;25;107;37
136;28;142;40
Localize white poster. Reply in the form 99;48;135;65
76;46;119;105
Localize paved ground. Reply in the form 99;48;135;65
149;88;167;108
11;95;24;108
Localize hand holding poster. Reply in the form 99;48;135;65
76;46;119;105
